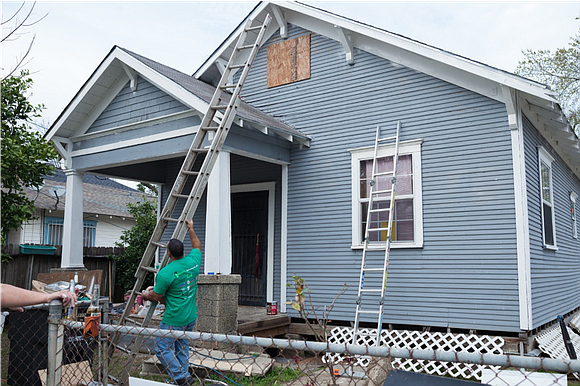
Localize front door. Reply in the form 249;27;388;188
231;191;268;306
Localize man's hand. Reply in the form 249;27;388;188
185;219;202;251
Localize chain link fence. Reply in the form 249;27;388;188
3;300;580;386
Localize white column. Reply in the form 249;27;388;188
205;151;232;274
61;169;85;269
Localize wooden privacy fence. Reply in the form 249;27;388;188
1;244;126;301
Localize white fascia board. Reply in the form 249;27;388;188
47;53;120;142
278;2;556;104
71;74;130;138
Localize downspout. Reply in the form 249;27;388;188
502;85;532;331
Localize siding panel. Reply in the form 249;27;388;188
241;25;520;332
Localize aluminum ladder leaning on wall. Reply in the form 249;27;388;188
352;121;401;347
109;14;273;385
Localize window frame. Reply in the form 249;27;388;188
538;147;557;250
350;139;423;249
44;216;97;247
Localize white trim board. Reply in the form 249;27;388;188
231;182;276;303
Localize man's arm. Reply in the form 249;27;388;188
185;219;201;251
0;284;77;309
141;286;165;304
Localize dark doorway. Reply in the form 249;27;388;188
231;191;268;306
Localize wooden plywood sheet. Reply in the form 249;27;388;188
267;34;311;88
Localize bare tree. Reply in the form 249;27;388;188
1;2;48;78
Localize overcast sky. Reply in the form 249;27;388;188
2;1;579;128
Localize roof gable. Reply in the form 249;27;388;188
193;0;580;178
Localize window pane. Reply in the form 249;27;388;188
395;199;414;241
541;162;551;203
543;203;554;246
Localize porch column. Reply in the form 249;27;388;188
205;151;232;274
61;169;85;269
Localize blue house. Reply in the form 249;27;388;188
46;1;579;343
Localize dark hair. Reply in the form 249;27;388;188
167;238;184;259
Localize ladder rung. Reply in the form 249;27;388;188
219;84;237;90
228;63;246;69
211;104;230;110
378;135;397;142
360;289;382;293
140;266;159;274
200;126;219;131
368;227;389;232
363;268;384;272
355;331;379;337
372;189;392;195
151;241;166;248
245;25;264;32
357;310;381;315
191;148;209;154
373;171;394;177
172;193;189;199
163;217;180;223
369;208;390;213
237;44;256;50
113;344;132;354
125;317;143;327
182;170;199;176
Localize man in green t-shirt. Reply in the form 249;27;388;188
142;219;202;386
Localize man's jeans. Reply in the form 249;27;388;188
155;320;196;382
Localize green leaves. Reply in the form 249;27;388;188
112;197;157;293
516;28;580;135
1;70;58;243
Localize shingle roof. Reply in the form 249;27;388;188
28;169;152;217
118;47;309;141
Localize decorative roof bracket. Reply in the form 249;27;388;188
334;25;354;65
270;4;287;39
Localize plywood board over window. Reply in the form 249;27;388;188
267;34;311;88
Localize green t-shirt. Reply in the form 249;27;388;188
154;248;202;326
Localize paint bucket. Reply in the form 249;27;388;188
267;301;278;315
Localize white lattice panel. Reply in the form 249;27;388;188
570;311;580;334
536;323;580;360
325;327;504;380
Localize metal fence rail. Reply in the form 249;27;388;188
4;300;580;386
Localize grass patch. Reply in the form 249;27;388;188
196;365;304;386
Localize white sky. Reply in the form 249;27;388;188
2;1;579;128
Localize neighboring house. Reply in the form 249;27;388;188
6;169;146;248
45;1;579;342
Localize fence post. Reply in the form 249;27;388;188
47;299;64;386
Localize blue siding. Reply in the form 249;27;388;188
523;116;580;328
241;25;521;332
87;77;189;133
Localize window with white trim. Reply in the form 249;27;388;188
538;148;557;249
44;217;97;247
351;139;423;248
571;192;578;239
